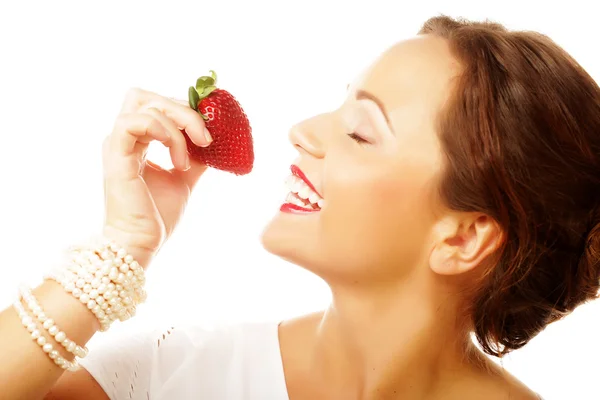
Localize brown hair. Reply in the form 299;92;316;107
420;16;600;357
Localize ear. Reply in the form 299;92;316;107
429;213;503;276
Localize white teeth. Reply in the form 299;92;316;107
292;179;304;193
298;186;311;199
317;199;325;208
284;174;324;208
285;193;304;207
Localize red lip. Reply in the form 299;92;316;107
280;203;319;213
290;165;322;197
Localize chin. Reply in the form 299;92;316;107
259;211;323;271
260;212;360;284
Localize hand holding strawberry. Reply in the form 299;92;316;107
101;72;254;268
184;70;254;175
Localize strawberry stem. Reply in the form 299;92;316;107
188;70;219;120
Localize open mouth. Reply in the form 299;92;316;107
282;167;324;212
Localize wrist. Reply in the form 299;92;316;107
101;226;157;268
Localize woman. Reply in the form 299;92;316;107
1;15;598;399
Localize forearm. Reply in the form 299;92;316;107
0;280;100;400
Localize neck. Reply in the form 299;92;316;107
310;275;479;399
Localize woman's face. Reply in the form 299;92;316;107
261;35;461;285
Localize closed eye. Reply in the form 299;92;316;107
347;133;369;145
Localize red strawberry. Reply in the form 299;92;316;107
184;70;254;175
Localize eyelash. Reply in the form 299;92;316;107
347;133;369;145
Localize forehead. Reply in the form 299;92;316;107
353;35;461;133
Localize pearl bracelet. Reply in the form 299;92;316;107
45;237;147;332
19;285;88;360
13;297;78;371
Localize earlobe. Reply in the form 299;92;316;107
429;214;503;276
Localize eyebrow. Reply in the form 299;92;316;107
354;89;394;134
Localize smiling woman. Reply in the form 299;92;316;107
0;14;598;400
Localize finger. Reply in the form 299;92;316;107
110;113;171;157
141;107;190;171
122;88;212;147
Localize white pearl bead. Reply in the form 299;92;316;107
95;296;104;305
76;279;85;288
126;270;134;279
117;248;127;258
72;288;82;298
56;358;65;366
113;257;123;267
124;254;134;264
119;263;129;273
110;243;119;253
87;300;96;309
89;289;98;299
97;284;107;295
55;331;66;342
49;350;59;359
92;305;101;314
37;336;46;345
74;347;86;358
83;284;92;293
48;326;59;336
32;306;42;316
108;269;118;280
64;282;75;292
80;294;90;303
67;341;76;352
43;343;53;353
21;316;33;326
107;283;116;291
42;319;54;329
100;303;108;310
31;330;41;339
62;339;71;347
91;278;101;288
27;323;37;333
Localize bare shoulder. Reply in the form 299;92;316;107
45;368;108;400
462;359;541;400
279;311;324;333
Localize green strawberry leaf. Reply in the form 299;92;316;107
188;86;200;110
201;85;217;98
196;76;215;91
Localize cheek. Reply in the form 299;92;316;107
319;163;436;269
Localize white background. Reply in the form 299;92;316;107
0;1;598;398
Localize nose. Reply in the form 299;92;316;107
288;114;328;159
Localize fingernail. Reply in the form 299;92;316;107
184;154;191;171
202;128;213;147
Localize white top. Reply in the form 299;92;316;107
80;321;289;400
80;321;545;400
